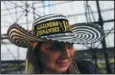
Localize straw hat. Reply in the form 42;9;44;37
7;14;104;48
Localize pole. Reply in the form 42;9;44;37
96;0;113;73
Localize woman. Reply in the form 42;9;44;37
25;41;80;74
7;14;99;74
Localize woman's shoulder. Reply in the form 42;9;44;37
73;59;100;74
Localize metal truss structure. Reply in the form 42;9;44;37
1;1;114;74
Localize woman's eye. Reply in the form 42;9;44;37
46;46;59;51
66;43;73;48
51;46;60;51
68;45;73;48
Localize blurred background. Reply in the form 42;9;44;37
1;1;114;74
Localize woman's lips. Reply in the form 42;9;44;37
56;60;69;67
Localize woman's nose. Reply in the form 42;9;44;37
61;48;70;59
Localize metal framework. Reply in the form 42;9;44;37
1;1;114;74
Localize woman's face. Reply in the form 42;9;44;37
38;41;75;73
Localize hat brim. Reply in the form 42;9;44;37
7;23;104;48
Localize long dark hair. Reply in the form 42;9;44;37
25;42;43;74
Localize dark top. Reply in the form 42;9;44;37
76;59;100;74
